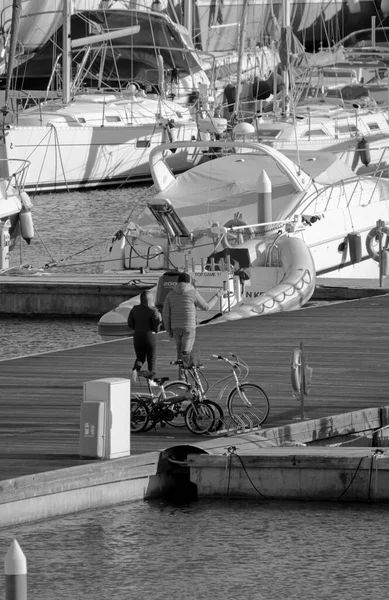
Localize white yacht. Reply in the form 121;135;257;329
97;139;389;339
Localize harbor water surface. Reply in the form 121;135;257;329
0;498;388;600
1;187;388;599
1;184;152;360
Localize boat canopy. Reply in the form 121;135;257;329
7;9;206;86
288;151;357;184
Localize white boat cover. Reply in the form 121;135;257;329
138;149;355;231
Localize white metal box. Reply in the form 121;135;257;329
81;377;131;459
79;401;106;458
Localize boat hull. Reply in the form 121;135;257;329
1;122;198;192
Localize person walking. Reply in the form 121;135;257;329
127;289;162;386
162;272;224;377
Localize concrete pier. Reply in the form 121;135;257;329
0;272;159;316
0;272;388;316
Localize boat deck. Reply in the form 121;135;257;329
1;290;389;481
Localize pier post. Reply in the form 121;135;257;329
4;540;27;600
377;219;385;287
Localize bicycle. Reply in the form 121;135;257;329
163;357;224;427
130;370;218;434
164;353;270;429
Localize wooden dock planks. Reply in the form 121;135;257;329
1;292;389;481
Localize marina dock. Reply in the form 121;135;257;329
2;287;389;524
1;271;389;316
0;271;160;316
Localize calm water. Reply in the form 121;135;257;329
0;498;388;600
1;184;154;361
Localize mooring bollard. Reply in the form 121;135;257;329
4;539;27;600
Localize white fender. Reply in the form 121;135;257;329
19;208;34;244
365;224;389;262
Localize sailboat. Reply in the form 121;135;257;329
97;138;389;339
0;2;205;193
213;1;389;176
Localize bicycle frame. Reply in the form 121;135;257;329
135;371;203;418
180;354;250;407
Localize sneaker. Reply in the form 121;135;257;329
131;370;138;385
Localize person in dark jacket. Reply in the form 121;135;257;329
127;290;162;386
162;272;224;377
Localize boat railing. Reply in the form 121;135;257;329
294;158;389;216
0;159;30;192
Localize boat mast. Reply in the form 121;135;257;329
62;0;72;104
4;0;22;110
234;0;249;116
281;0;290;115
183;0;193;41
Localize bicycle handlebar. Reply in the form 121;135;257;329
212;354;240;368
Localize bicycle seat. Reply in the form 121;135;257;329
153;377;170;385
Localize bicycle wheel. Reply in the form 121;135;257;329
202;399;224;432
130;397;150;433
162;381;192;427
184;400;216;435
227;383;270;427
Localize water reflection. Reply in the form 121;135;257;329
0;499;388;599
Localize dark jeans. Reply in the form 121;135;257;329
172;328;196;379
133;331;157;377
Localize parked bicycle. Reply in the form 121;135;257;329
130;370;218;435
166;352;270;429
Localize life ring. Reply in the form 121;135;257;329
291;348;301;395
365;224;389;262
220;218;253;249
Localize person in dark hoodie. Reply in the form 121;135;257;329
127;289;162;386
162;272;224;378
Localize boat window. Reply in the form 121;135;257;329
367;122;380;131
255;129;281;138
136;140;151;148
336;124;358;134
322;69;356;79
78;117;86;123
302;129;328;137
105;116;121;123
326;89;342;98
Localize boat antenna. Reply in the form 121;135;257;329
234;0;249;118
280;0;291;116
62;0;72;104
